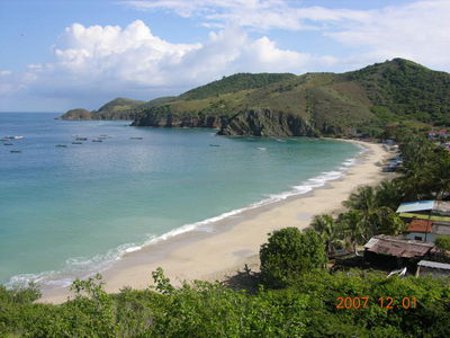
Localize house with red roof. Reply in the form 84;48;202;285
405;219;435;242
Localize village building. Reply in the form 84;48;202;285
416;260;450;277
397;200;450;243
405;219;434;242
364;235;435;271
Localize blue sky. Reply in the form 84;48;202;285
0;0;448;112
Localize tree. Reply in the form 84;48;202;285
344;185;377;213
371;206;405;235
337;210;366;253
310;214;342;256
375;180;404;210
260;227;326;288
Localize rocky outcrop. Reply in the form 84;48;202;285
131;106;221;128
218;109;318;137
132;107;318;137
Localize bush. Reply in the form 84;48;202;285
435;235;450;252
259;228;326;288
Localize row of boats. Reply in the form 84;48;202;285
4;134;145;153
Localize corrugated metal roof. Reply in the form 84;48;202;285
418;260;450;270
407;220;433;233
396;200;435;213
396;200;450;215
364;235;434;258
434;201;450;215
364;237;379;249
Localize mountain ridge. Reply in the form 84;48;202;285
60;58;450;137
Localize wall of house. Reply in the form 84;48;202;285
406;232;436;243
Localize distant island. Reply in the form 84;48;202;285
60;58;450;137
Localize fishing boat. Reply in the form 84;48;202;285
56;144;67;148
10;150;22;153
3;136;23;140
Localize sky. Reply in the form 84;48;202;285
0;0;449;112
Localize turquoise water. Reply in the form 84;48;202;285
0;113;361;286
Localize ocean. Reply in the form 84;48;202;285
0;113;362;287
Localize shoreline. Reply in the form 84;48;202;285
40;140;391;303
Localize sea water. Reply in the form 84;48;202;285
0;113;362;287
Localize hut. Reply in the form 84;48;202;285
364;235;435;271
416;260;450;277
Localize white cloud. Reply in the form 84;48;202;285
1;20;331;111
327;0;450;70
122;0;450;71
121;0;368;31
2;1;449;111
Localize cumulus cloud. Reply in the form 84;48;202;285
123;0;450;70
0;20;332;110
327;0;450;70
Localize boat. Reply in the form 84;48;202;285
10;150;22;153
72;142;83;145
75;137;88;141
3;143;13;146
56;144;67;148
92;139;103;142
3;136;23;140
130;137;143;140
209;144;220;147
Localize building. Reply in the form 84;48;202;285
416;260;450;277
364;235;435;270
405;219;434;242
397;200;450;243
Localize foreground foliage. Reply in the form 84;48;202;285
1;268;449;337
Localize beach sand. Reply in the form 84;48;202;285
40;140;391;303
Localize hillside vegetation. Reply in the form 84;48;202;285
61;98;144;120
60;59;450;137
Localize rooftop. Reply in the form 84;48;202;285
364;235;434;258
396;200;450;215
396;200;434;213
407;219;433;233
418;260;450;270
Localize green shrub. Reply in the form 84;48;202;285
435;235;450;251
259;228;326;288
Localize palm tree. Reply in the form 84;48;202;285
337;210;366;253
344;185;377;213
310;214;340;256
375;180;404;211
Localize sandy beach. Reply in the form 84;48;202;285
40;140;391;303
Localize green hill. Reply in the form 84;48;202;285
60;97;145;120
61;59;450;137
